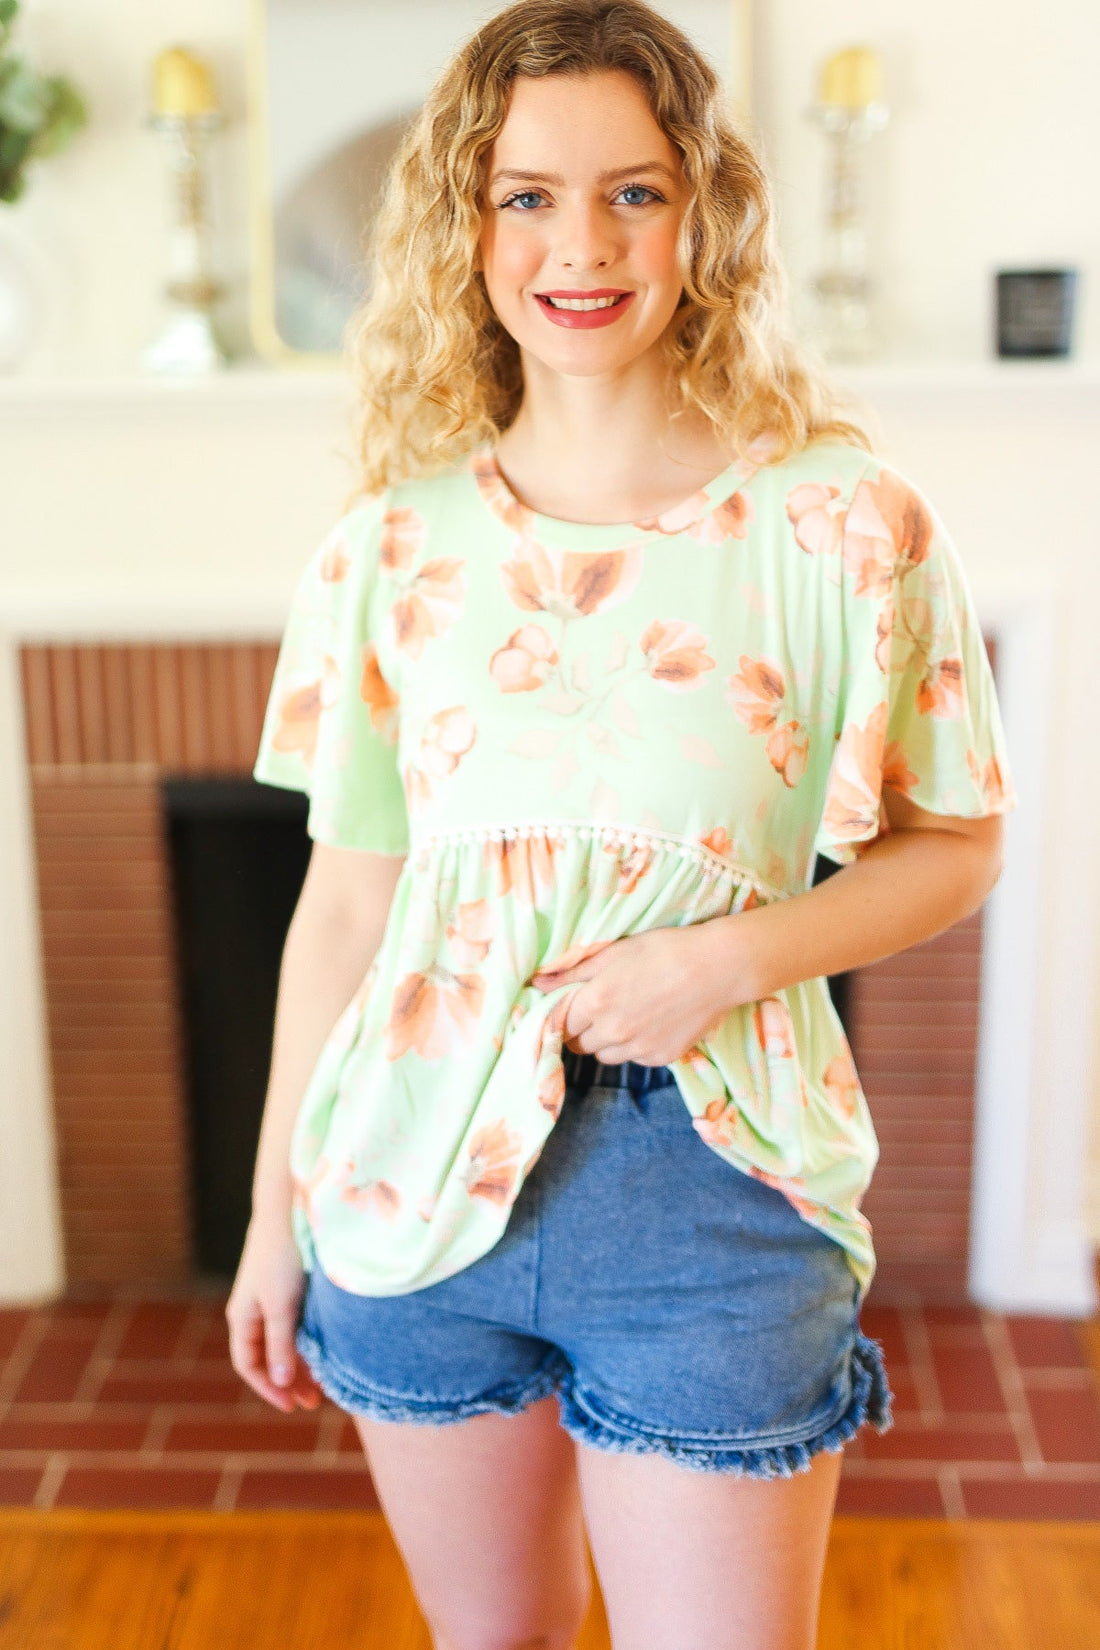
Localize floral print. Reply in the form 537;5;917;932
489;624;559;692
500;538;644;620
253;439;1016;1300
360;644;399;740
384;966;486;1062
269;657;341;769
639;619;716;689
389;560;466;659
726;656;810;787
463;1120;524;1205
403;706;477;811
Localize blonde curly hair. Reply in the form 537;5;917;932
345;0;877;498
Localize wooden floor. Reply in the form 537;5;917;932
0;1508;1097;1649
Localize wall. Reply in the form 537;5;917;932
753;2;1098;362
4;1;1095;374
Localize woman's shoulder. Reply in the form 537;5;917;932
760;435;878;496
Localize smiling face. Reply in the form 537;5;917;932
478;70;689;383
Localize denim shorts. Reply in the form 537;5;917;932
295;1052;892;1476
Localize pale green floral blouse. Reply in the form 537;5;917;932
253;435;1017;1300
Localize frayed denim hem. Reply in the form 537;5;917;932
295;1321;569;1425
554;1331;894;1478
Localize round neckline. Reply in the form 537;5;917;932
467;441;769;549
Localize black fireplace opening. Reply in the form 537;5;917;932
164;778;311;1279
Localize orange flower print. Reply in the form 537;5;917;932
823;1047;861;1121
875;596;893;674
749;1166;821;1225
967;750;1014;809
538;1061;566;1121
710;490;756;541
340;1178;402;1221
727;655;786;733
469;450;536;535
483;831;559;904
844;467;932;598
882;739;919;797
390;558;466;660
765;720;810;788
489;624;559;692
841;480;899;598
694;1095;741;1148
384;967;486;1061
786;480;846;557
463;1119;523;1205
360;643;400;741
601;836;655;894
318;539;349;583
639;619;716;690
698;825;735;860
633;488;710;535
404;706;476;809
291;1156;329;1222
867;467;933;569
445;899;495;967
821;700;918;838
500;538;643;620
820;702;886;839
753;997;798;1063
728;655;811;787
916;656;966;719
379;505;427;573
270;657;340;768
633;486;756;543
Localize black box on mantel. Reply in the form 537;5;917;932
995;268;1078;357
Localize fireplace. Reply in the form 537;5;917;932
20;637;991;1301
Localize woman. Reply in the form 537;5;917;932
228;5;1015;1646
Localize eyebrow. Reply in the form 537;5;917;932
489;161;677;187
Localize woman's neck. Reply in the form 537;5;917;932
493;392;736;526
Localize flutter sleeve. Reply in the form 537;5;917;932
253;497;409;855
813;459;1018;867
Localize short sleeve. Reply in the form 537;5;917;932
813;461;1018;867
253;498;409;855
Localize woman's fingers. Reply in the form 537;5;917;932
227;1300;313;1413
263;1305;323;1407
227;1305;289;1411
263;1303;300;1389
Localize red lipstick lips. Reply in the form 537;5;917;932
534;289;636;329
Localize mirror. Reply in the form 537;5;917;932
247;0;752;365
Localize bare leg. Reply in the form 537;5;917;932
353;1395;591;1650
577;1440;843;1650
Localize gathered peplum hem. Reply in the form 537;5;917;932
410;818;789;903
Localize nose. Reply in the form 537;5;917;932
553;198;621;272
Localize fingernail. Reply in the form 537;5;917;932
272;1364;292;1385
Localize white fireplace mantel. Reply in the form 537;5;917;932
1;363;1097;1314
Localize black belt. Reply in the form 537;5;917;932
561;1046;673;1099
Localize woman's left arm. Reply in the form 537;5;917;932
702;788;1005;1006
532;790;1006;1065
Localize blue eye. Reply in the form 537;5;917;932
499;190;544;211
618;184;660;206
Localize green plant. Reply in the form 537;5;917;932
0;0;87;203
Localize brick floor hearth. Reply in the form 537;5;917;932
1;1292;1099;1519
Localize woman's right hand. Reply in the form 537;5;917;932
225;1216;324;1414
